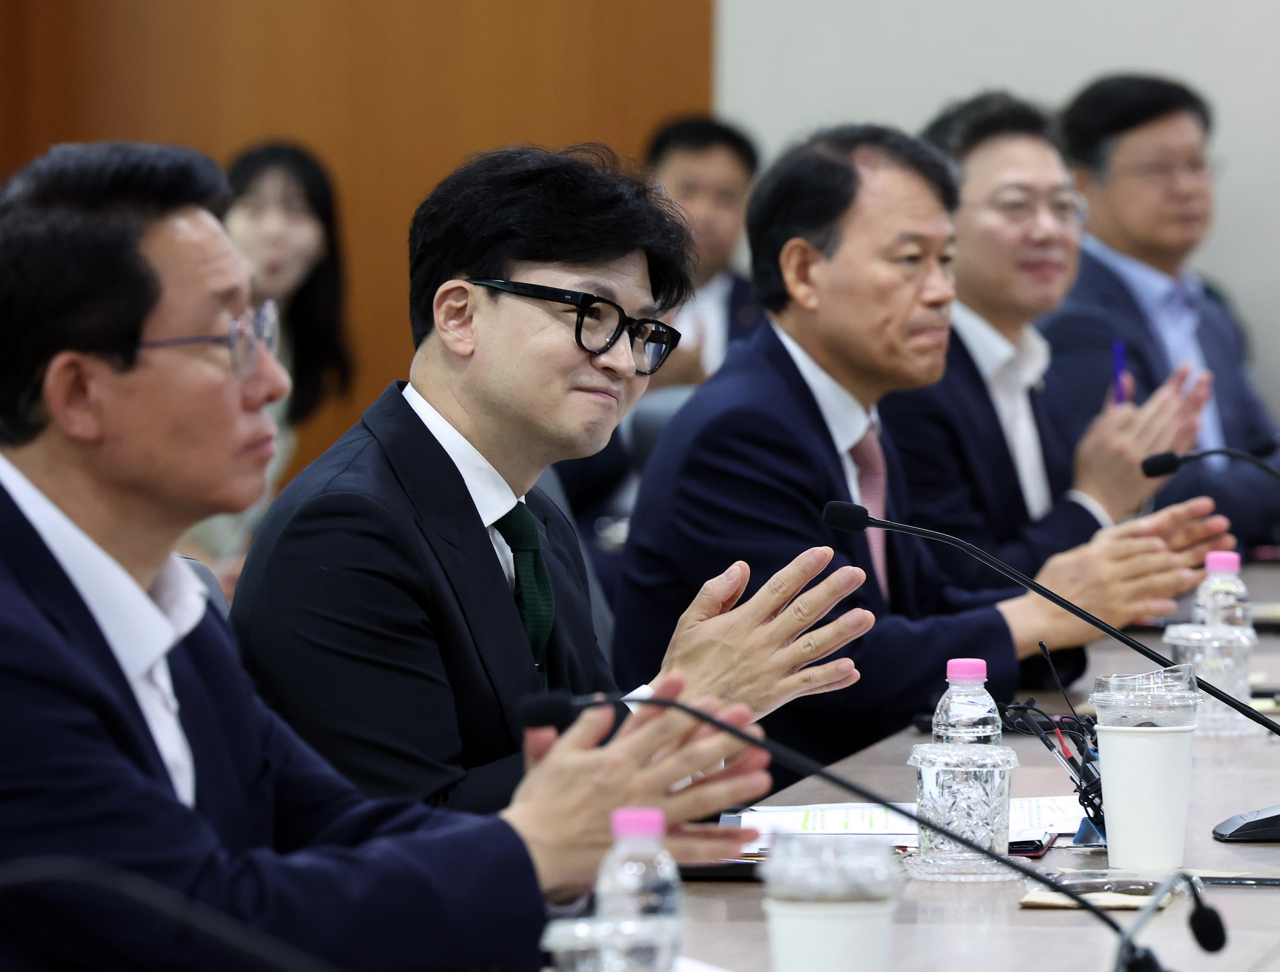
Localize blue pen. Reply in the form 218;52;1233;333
1111;339;1127;403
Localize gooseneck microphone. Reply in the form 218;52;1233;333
1141;441;1280;482
521;691;1224;972
821;501;1280;740
1116;872;1226;972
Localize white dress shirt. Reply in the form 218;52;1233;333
403;383;522;589
772;322;876;504
0;453;206;807
950;303;1112;529
669;271;734;377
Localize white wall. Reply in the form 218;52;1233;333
716;0;1280;414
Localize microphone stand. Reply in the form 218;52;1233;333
524;692;1224;972
0;856;341;972
822;501;1280;739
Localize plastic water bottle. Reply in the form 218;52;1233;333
595;807;682;918
932;658;1002;745
1192;550;1252;628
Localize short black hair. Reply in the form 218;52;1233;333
921;91;1054;163
227;142;353;425
646;116;759;177
747;125;957;313
408;144;695;348
0;142;228;445
1059;74;1213;174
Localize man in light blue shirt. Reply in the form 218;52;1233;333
1080;234;1226;460
1041;74;1280;549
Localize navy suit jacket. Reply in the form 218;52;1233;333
726;272;770;343
233;383;615;814
613;326;1019;784
879;334;1100;589
1039;250;1280;548
0;483;544;971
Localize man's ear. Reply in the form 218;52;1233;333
39;351;110;443
778;236;825;312
432;280;481;358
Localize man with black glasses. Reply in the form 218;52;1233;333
0;141;772;970
234;145;876;812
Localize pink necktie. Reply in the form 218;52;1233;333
849;427;890;602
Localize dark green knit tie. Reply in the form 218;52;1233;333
494;503;555;687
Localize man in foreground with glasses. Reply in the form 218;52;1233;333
233;145;876;813
1040;74;1280;552
0;142;777;969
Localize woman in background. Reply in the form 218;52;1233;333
181;142;354;600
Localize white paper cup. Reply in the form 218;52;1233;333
763;898;893;972
1096;724;1196;870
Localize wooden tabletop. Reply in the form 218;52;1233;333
681;566;1280;971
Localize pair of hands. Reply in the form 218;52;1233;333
500;672;771;900
998;495;1234;657
501;548;878;898
1073;364;1212;522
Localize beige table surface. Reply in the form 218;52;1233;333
682;565;1280;972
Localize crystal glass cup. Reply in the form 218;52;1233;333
904;743;1020;882
540;916;680;972
1162;623;1256;735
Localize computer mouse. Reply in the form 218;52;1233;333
1213;804;1280;842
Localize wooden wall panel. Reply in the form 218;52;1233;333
0;0;712;478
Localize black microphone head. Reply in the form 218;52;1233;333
1189;903;1227;952
1252;440;1279;460
519;691;578;730
1141;452;1181;478
823;501;870;533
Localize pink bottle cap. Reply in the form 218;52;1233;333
946;658;987;681
1205;551;1241;573
611;807;666;838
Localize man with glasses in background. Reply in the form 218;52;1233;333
879;93;1224;686
234;145;876;814
1039;74;1280;552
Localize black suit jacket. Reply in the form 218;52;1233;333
0;483;544;972
726;272;769;343
233;383;616;813
613;326;1019;787
879;334;1099;589
1038;250;1280;548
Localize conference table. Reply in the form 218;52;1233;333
681;566;1280;971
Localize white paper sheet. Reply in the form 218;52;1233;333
737;795;1082;854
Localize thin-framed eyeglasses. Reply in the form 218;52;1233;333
134;299;280;379
1108;155;1219;185
467;279;681;376
985;191;1088;230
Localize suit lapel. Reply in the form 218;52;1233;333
755;327;891;617
0;484;173;789
362;384;540;747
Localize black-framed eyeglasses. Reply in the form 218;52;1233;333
467;279;681;376
134;300;280;379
